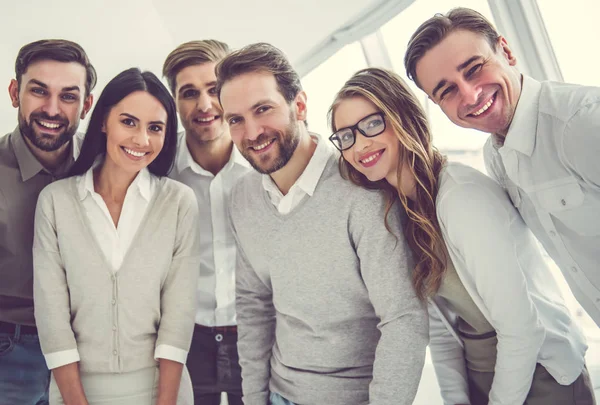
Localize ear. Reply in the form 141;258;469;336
497;36;517;66
294;90;308;121
80;94;94;119
8;79;19;108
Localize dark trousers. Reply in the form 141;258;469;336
468;363;596;405
0;323;50;405
186;324;243;405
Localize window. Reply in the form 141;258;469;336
537;0;600;87
301;42;368;139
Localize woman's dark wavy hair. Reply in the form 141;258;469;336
68;67;177;177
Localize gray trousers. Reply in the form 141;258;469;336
468;363;596;405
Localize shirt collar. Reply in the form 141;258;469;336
78;158;152;202
175;131;249;176
261;134;333;197
492;75;542;156
11;126;76;182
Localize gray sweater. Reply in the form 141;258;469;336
230;155;429;405
33;176;200;373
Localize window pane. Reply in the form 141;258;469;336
301;42;368;138
537;0;600;87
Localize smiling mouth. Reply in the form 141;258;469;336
469;93;496;117
251;139;275;151
121;146;149;158
194;116;219;124
359;150;383;164
35;120;65;130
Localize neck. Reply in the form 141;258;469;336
95;158;138;203
493;72;524;140
23;136;71;173
385;163;417;202
186;133;233;176
270;128;316;195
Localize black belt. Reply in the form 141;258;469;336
195;324;237;335
0;320;38;335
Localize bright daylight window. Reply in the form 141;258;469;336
537;0;600;87
301;42;368;140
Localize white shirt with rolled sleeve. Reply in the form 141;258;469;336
169;133;251;327
430;162;587;405
483;75;600;326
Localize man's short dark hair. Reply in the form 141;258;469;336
162;39;230;95
215;42;302;104
15;39;97;97
404;7;500;88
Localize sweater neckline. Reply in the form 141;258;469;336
257;155;336;220
68;175;168;276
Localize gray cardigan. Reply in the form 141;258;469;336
231;155;429;405
33;175;200;373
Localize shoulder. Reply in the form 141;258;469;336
437;162;512;223
159;177;196;204
540;80;600;122
0;133;16;165
37;177;78;210
231;170;262;202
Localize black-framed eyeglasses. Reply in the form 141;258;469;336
329;112;386;151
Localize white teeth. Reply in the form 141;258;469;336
472;96;494;116
360;151;381;164
196;116;215;122
252;139;273;151
38;121;61;129
123;147;146;157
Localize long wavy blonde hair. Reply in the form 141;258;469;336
329;67;447;300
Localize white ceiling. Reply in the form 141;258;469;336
0;0;415;131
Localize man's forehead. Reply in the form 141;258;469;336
175;62;217;90
416;30;488;91
22;60;86;88
221;71;280;112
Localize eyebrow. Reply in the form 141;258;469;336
27;79;80;93
223;98;274;122
119;113;165;126
177;84;195;95
431;55;482;98
177;81;217;95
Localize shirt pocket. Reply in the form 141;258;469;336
535;179;598;235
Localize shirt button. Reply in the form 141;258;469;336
112;325;117;331
111;300;116;305
561;199;567;206
215;333;223;342
113;350;118;356
560;376;568;383
549;230;557;237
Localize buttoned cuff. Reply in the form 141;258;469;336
154;344;188;364
44;348;81;370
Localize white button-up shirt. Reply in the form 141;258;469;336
263;135;332;214
45;164;187;370
483;75;600;327
170;134;251;327
430;162;587;405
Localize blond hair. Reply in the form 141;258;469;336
329;68;447;300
